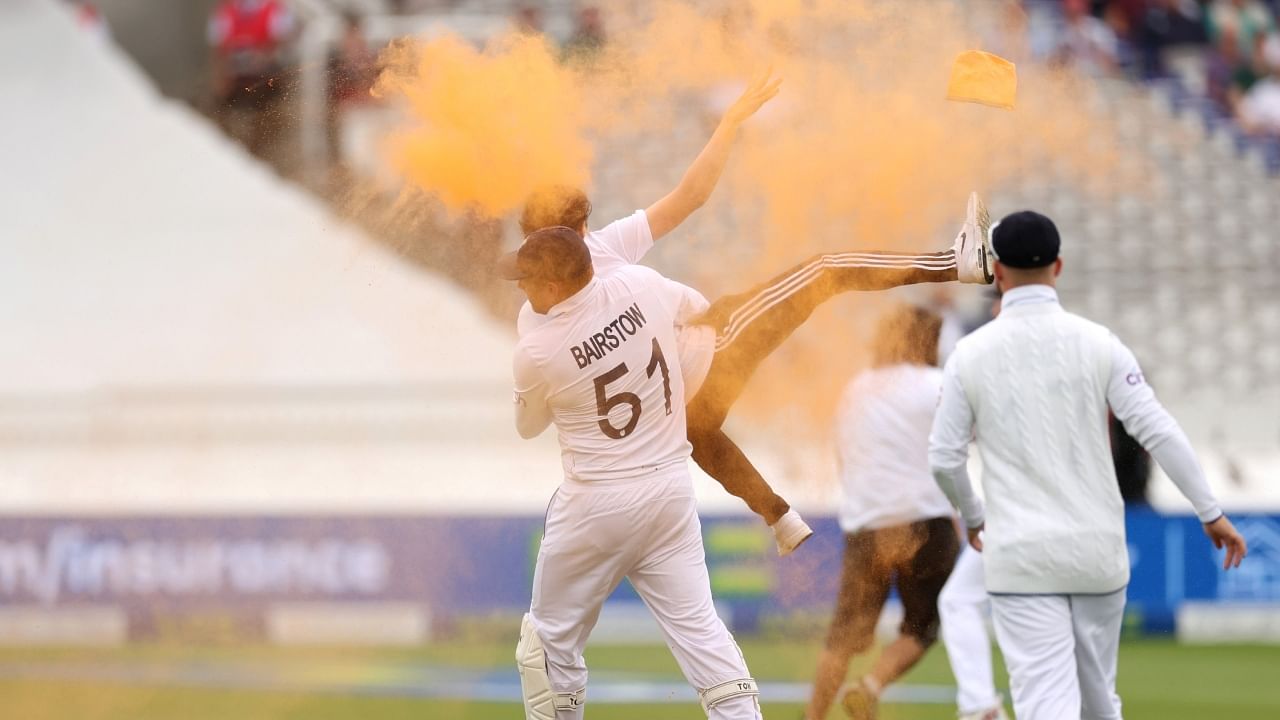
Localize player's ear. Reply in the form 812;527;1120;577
1052;257;1064;277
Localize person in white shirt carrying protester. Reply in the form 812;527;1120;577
516;70;997;557
505;226;764;719
503;204;993;718
928;210;1248;720
805;304;964;720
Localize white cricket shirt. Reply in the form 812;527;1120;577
513;265;708;481
928;284;1223;594
835;364;955;533
516;210;715;398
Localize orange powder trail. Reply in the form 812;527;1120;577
373;32;592;217
373;1;1115;238
373;0;1122;462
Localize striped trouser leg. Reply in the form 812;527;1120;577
684;250;956;523
687;250;957;427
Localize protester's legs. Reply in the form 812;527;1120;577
685;251;957;524
689;251;957;429
865;518;961;690
806;530;892;720
688;427;790;523
628;475;762;720
1072;591;1126;720
939;545;1003;714
990;594;1080;720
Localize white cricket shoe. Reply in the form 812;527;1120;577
953;191;994;284
958;705;1009;720
772;509;813;556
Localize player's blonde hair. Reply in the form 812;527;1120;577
519;185;592;235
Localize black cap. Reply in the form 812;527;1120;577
497;226;592;282
991;210;1060;269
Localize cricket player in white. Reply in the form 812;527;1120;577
928;210;1248;720
505;226;761;719
938;544;1007;720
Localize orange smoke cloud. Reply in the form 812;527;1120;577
373;32;592;216
375;1;1112;237
373;0;1121;462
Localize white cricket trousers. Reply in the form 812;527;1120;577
938;545;1001;715
990;590;1126;720
528;466;761;720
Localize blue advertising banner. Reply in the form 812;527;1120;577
1124;508;1280;631
0;510;1275;637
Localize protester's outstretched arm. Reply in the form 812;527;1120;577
645;69;781;241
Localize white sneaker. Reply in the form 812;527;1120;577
953;191;994;284
772;509;813;556
958;705;1009;720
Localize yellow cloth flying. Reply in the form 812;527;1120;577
947;50;1017;110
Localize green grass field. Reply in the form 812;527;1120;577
1;639;1277;719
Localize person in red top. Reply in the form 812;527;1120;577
68;0;110;42
208;0;294;155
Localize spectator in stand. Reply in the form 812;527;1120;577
1207;21;1266;116
208;0;295;156
984;0;1033;66
1135;0;1209;79
514;4;543;36
327;13;377;177
1101;0;1143;73
564;5;606;60
1052;0;1121;77
67;0;110;43
1109;0;1149;40
330;14;376;105
1208;0;1277;58
1239;32;1280;135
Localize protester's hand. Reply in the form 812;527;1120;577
1204;515;1247;570
723;67;782;126
968;523;985;552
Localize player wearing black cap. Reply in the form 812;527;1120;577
928;210;1247;720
